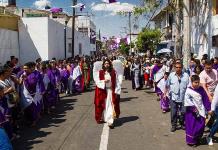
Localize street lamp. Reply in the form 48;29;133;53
64;16;70;59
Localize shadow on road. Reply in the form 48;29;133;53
115;116;139;127
13;98;77;150
120;97;138;102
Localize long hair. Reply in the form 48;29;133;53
102;58;113;72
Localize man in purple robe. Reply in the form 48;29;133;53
184;75;211;146
45;62;60;108
71;59;82;93
59;64;70;94
20;62;45;126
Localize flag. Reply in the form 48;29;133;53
80;4;85;11
71;3;86;11
102;0;117;4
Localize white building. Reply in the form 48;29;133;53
75;16;96;55
190;0;218;59
19;17;94;64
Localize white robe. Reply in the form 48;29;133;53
95;71;120;125
184;88;206;118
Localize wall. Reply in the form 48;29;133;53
48;19;65;60
190;1;218;59
0;28;19;65
0;15;19;31
48;18;93;58
19;17;48;64
19;17;94;64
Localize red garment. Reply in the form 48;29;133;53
94;69;120;123
80;62;91;91
144;73;150;81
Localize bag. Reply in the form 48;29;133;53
8;91;19;104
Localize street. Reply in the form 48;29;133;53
13;81;218;150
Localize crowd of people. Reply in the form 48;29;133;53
0;55;96;149
123;54;218;147
1;53;218;149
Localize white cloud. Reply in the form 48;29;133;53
33;0;51;10
91;2;135;15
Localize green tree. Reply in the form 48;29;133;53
119;39;130;55
136;28;161;53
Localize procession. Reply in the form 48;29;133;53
1;0;218;150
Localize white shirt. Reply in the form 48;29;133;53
211;84;218;111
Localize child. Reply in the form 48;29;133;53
184;75;211;146
157;72;170;113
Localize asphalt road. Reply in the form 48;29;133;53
13;81;218;150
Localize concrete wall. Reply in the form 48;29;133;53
19;17;93;64
19;17;48;64
190;1;218;59
48;19;65;60
0;28;19;65
0;15;19;31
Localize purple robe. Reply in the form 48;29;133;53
160;94;170;111
185;86;211;145
0;98;8;126
59;68;70;92
71;65;82;93
151;65;162;96
213;64;218;70
44;69;59;107
22;70;45;122
151;65;162;80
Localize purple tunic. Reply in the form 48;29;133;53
0;98;7;126
213;64;218;70
160;94;170;111
151;65;162;80
185;87;211;145
59;68;70;92
44;69;59;107
22;70;45;122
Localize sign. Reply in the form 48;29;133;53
26;13;48;17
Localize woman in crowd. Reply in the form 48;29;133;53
184;75;211;146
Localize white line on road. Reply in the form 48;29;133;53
99;123;109;150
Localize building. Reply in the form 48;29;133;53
19;17;93;64
190;0;218;58
151;0;174;53
75;16;96;55
152;0;218;59
0;6;19;64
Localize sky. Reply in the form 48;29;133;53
15;0;148;38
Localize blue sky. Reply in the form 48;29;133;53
16;0;147;37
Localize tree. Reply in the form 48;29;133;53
118;38;129;55
136;28;161;53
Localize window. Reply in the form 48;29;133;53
68;43;72;53
212;35;218;47
79;43;82;55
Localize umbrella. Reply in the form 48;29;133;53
157;48;172;54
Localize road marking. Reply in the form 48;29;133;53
99;123;109;150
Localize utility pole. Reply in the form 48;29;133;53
72;0;77;58
182;0;191;69
128;12;132;55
